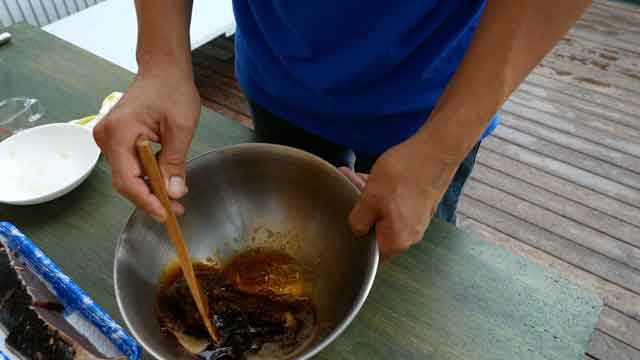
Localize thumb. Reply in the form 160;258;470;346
349;193;380;237
158;121;194;199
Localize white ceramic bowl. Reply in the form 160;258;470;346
0;123;100;205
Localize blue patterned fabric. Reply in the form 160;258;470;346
0;222;141;360
0;349;9;360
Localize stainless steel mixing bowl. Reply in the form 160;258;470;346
114;143;379;359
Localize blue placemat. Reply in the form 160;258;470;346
0;222;140;359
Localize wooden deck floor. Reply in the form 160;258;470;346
191;1;640;359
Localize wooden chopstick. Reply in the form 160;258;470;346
136;140;220;344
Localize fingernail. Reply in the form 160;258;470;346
169;176;186;197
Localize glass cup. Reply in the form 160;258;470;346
0;97;45;141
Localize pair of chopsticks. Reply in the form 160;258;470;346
136;140;220;344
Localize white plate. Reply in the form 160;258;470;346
0;123;100;205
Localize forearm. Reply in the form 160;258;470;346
134;0;194;77
413;0;591;161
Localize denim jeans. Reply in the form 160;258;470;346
249;101;480;225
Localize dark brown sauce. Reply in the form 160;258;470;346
156;249;316;360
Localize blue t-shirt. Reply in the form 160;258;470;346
232;0;499;155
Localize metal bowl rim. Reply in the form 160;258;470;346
113;142;380;359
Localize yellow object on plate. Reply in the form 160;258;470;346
69;91;123;129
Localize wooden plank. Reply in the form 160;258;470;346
195;42;234;62
535;61;640;108
545;30;640;108
550;35;640;76
593;0;640;15
191;54;236;79
569;19;640;55
457;196;640;294
196;84;251;116
476;149;640;226
598;308;640;351
200;98;254;129
585;6;640;35
457;216;640;320
499;113;640;173
501;101;640;158
213;36;235;52
193;65;244;96
464;180;640;271
518;79;640;134
492;125;640;190
192;47;251;119
482;137;640;207
588;330;640;360
192;46;254;128
542;44;640;92
525;74;640;119
471;163;640;248
590;1;640;20
507;92;640;143
575;15;640;49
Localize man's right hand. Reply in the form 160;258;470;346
93;71;201;222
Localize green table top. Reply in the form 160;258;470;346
0;24;601;360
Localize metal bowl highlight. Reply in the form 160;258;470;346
114;143;379;359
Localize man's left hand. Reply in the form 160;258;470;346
340;137;460;261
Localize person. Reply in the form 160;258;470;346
94;0;591;261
